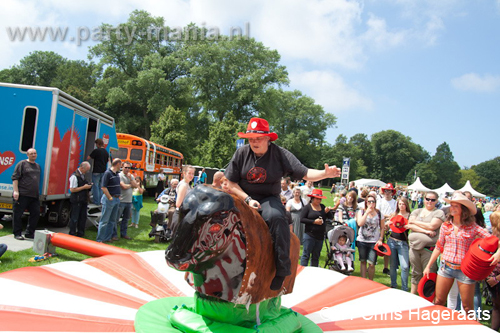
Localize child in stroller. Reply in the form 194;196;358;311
332;235;354;272
325;224;355;274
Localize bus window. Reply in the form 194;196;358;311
115;147;128;160
156;153;161;165
167;156;172;166
148;151;155;164
130;149;143;161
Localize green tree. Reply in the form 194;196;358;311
150;105;190;159
14;51;66;86
371;130;429;182
406;163;437;188
183;37;289;122
258;88;336;168
51;60;100;103
196;112;245;168
349;133;374;177
459;169;481;190
89;10;186;138
428;142;461;189
473;157;500;197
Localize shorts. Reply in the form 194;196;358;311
357;241;377;265
438;260;476;285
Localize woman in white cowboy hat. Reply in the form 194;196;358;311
423;192;500;317
225;117;341;290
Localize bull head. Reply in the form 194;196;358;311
165;185;242;271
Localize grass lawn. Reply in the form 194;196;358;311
0;188;493;327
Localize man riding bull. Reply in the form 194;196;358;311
225;117;341;290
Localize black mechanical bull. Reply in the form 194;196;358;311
165;185;300;304
165;185;246;302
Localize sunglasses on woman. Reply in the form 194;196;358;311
425;198;437;202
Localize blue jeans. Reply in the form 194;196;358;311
0;243;7;258
91;173;104;205
388;237;410;291
113;202;131;238
96;196;120;242
131;207;140;224
301;233;323;267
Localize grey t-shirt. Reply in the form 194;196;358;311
119;172;135;203
408;208;446;250
11;160;41;198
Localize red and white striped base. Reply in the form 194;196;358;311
0;251;491;332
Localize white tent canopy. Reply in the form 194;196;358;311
354;179;387;188
407;177;432;192
457;180;486;198
434;183;455;195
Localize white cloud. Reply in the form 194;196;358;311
289;70;373;112
451;73;500;92
361;14;407;50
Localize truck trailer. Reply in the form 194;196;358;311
0;82;118;226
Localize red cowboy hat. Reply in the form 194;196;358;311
418;273;437;302
307;189;326;199
238;118;278;141
461;235;499;281
373;243;391;257
389;215;408;234
381;183;396;194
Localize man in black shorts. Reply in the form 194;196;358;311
225;117;341;290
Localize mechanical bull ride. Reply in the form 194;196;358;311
156;185;321;332
165;185;300;304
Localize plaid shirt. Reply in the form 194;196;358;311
436;221;490;264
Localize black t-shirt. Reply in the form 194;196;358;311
300;203;333;240
225;143;308;201
11;160;41;198
89;148;109;173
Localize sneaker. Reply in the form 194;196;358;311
134;224;138;228
348;267;354;272
24;234;34;239
128;224;134;228
383;268;390;275
14;235;24;240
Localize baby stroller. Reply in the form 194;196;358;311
148;195;174;243
324;222;356;275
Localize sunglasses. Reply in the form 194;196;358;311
425;198;436;202
367;200;376;203
123;167;131;169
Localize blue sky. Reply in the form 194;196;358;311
1;0;499;169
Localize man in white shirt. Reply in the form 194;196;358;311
410;190;418;209
300;180;314;204
377;183;397;275
69;161;92;237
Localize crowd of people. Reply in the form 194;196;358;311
4;117;500;327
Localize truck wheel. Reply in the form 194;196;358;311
48;201;71;228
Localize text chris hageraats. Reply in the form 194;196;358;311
362;308;489;325
320;307;490;325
